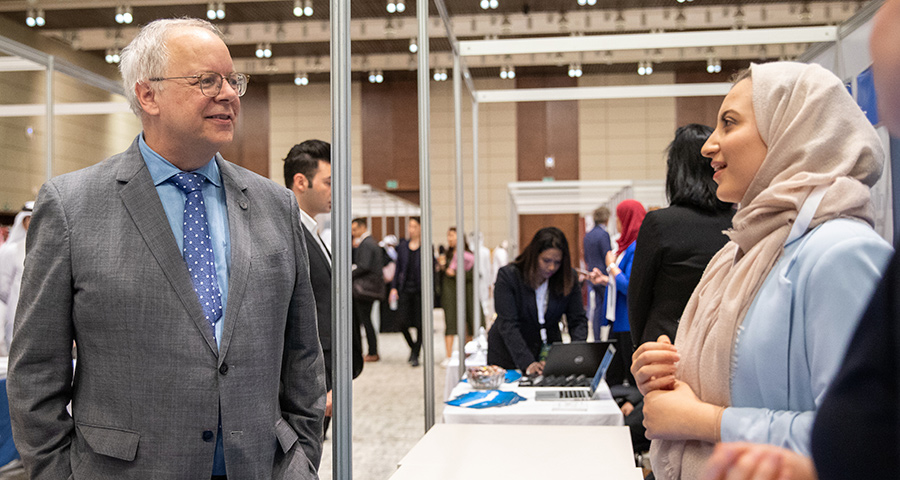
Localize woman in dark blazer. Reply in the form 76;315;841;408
487;227;588;374
627;124;734;347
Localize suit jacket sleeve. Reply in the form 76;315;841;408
390;241;406;291
7;181;76;479
280;198;327;469
628;215;662;345
493;267;538;371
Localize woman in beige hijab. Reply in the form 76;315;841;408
631;61;893;480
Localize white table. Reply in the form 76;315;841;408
442;377;624;426
391;423;643;479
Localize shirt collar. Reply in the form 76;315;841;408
139;133;222;188
299;207;318;234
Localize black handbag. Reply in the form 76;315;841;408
352;273;385;301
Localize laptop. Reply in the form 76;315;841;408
542;340;616;377
534;344;617;402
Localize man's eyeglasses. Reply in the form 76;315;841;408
148;72;249;97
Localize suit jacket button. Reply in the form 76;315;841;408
202;430;214;442
219;363;228;375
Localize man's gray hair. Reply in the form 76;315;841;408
119;18;223;116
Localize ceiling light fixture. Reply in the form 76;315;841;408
368;70;384;84
216;2;225;19
638;60;653;76
409;37;418;53
500;65;515;79
105;47;121;64
115;5;133;24
386;0;396;13
395;0;405;13
26;7;46;27
480;0;498;10
706;57;721;73
294;0;303;16
433;68;448;81
304;0;313;16
294;72;309;86
567;62;583;78
255;42;272;59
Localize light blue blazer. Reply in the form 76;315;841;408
720;218;892;455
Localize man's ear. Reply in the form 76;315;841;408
293;173;308;192
135;81;160;116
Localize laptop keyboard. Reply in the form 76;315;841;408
519;374;590;387
560;390;590;399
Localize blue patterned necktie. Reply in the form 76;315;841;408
169;172;223;339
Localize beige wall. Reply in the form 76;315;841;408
264;73;674;250
1;67;674;246
578;72;676;183
0;70;140;212
268;82;363;189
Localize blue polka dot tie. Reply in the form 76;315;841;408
170;172;223;339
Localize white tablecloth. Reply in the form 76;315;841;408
442;377;624;426
392;423;642;479
443;349;487;400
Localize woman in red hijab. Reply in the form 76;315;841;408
593;199;646;386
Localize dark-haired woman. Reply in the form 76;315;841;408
628;124;735;347
487;227;588;375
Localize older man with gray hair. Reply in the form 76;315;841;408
8;18;324;479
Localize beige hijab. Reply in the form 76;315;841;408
650;61;884;480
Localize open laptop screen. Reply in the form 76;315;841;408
590;344;617;392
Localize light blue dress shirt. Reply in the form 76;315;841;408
720;218;892;455
138;134;231;475
139;134;230;347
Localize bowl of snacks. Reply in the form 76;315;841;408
466;365;506;390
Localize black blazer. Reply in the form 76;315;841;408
352;235;384;292
302;224;362;390
487;264;588;371
627;205;733;346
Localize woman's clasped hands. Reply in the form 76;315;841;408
632;335;679;395
631;335;724;443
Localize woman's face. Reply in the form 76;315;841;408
408;219;420;240
537;248;563;281
701;79;768;204
447;229;457;248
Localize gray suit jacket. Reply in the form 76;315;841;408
8;138;326;479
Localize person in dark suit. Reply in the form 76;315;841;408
583;206;612;338
487;227;588;374
283;139;363;437
351;217;383;362
389;217;431;367
8;19;324;479
628;124;734;347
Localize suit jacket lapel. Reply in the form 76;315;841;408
303;226;331;275
116;140;218;355
217;156;250;362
